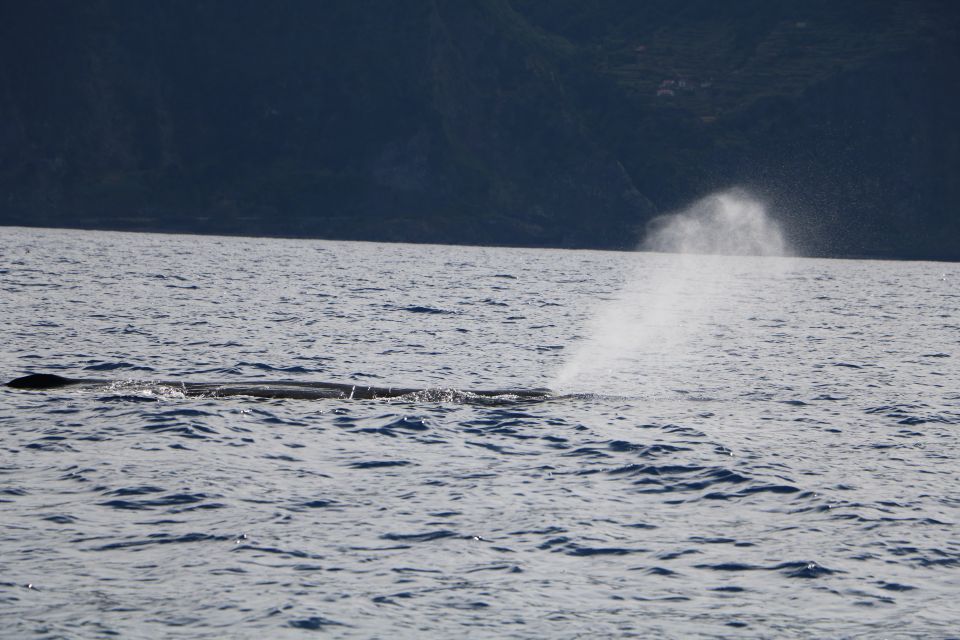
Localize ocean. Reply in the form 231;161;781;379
1;226;958;638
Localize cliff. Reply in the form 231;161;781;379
1;0;958;259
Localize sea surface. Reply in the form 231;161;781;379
1;227;958;639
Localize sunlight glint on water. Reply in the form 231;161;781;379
1;226;957;639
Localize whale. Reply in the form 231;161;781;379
6;373;552;401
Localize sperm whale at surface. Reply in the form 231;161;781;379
6;373;552;401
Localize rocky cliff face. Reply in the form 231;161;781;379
1;1;957;259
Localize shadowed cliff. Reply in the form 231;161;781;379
1;0;958;258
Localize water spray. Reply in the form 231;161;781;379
553;189;788;396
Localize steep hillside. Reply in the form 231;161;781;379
1;1;958;258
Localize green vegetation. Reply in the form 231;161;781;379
0;1;957;259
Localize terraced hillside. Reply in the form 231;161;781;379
1;0;958;259
514;0;960;258
609;12;929;118
519;0;949;118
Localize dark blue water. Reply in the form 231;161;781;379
1;227;958;638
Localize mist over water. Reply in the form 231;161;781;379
643;190;787;257
553;190;788;395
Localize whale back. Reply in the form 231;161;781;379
7;373;76;389
7;373;552;401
